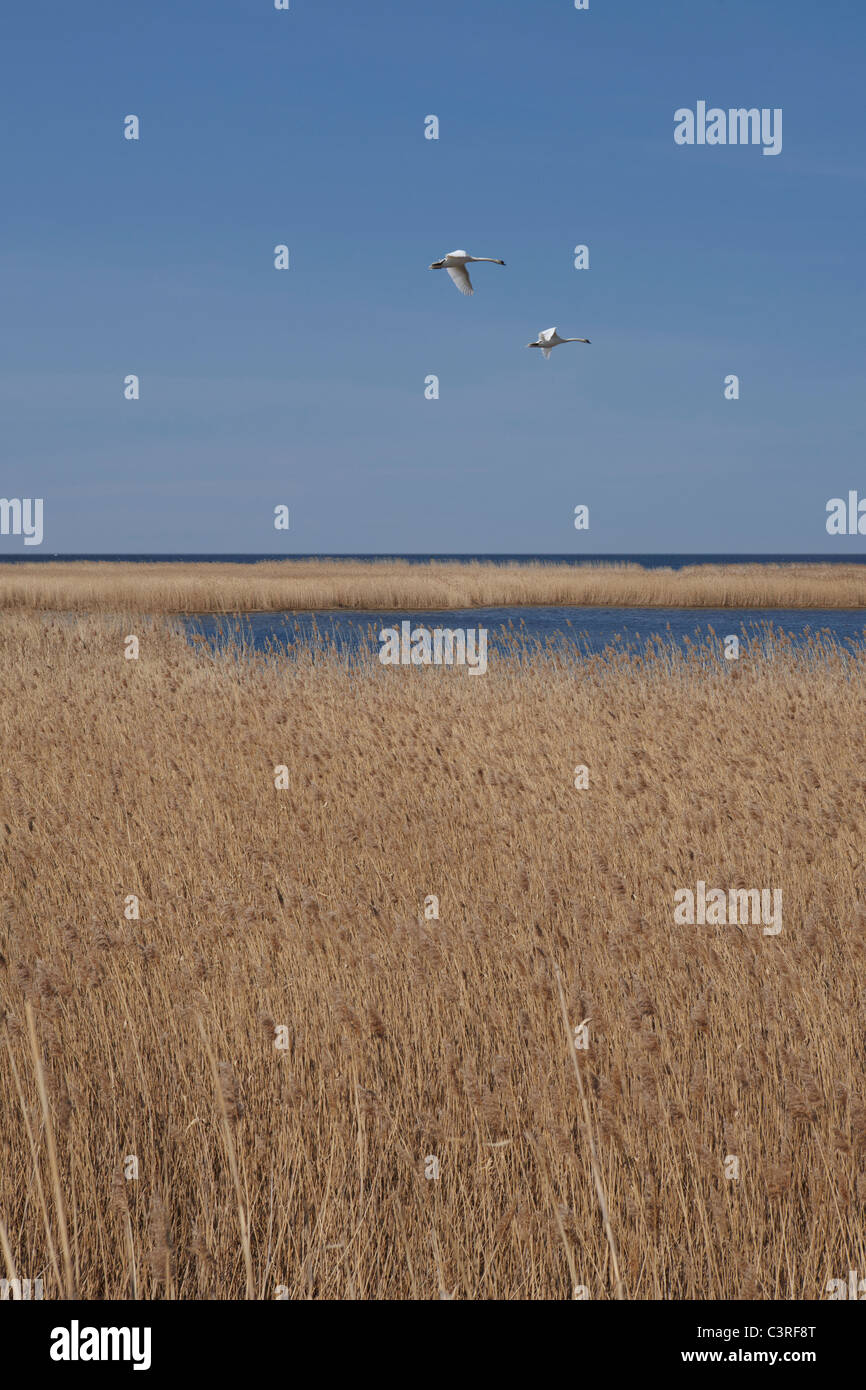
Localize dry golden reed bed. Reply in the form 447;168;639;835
2;613;866;1300
2;557;866;611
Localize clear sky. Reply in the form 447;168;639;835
2;0;865;554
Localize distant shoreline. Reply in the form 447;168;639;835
2;558;866;611
3;552;866;566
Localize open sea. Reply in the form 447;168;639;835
3;553;866;567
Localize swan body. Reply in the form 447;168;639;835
429;249;506;296
527;327;591;360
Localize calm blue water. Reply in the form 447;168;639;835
183;607;866;659
5;552;863;655
4;552;866;567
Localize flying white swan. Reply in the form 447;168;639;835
527;327;591;360
429;249;506;296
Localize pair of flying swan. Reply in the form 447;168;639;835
428;249;591;359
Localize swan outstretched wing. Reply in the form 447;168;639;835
541;347;552;360
447;264;473;296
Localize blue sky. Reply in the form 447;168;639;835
2;0;865;554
